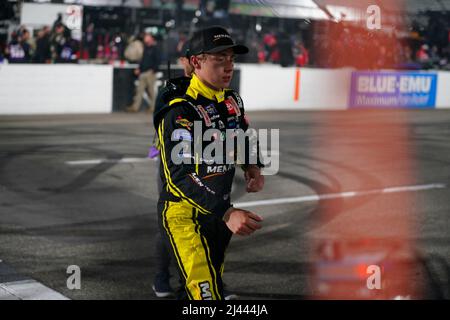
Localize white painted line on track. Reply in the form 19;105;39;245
235;183;447;208
66;157;153;166
381;183;445;193
65;151;277;166
0;280;69;300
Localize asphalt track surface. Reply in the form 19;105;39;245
0;110;449;300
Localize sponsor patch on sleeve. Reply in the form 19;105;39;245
224;97;241;116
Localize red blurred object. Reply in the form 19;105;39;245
311;239;420;300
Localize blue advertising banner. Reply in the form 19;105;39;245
349;71;437;108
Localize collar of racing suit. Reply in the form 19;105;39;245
186;74;226;103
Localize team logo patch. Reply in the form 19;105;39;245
234;93;243;108
204;104;220;120
224;96;241;116
196;105;212;127
204;104;218;116
189;173;216;194
228;119;237;129
207;164;233;174
225;100;236;115
213;34;231;41
192;104;205;119
175;116;193;130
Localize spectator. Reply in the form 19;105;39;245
33;26;51;63
51;22;78;63
5;31;31;63
429;45;442;68
416;44;430;66
124;35;144;63
256;43;266;63
82;23;97;60
295;43;309;67
278;32;294;67
263;32;278;63
125;32;161;113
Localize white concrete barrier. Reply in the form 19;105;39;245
436;71;450;109
0;63;448;115
0;64;113;115
238;64;450;111
239;64;351;111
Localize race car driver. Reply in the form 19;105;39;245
154;26;265;300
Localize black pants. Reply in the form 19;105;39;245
154;159;172;283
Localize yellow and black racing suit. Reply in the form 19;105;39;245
154;74;262;300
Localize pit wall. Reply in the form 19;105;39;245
239;64;450;111
1;63;449;115
0;64;112;115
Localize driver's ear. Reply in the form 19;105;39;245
191;55;201;69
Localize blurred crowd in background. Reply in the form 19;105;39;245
2;16;80;64
0;1;448;70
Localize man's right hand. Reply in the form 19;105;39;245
223;207;263;236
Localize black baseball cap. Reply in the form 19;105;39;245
180;40;191;58
188;26;249;56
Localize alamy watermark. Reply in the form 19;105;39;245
366;265;382;290
67;265;81;290
170;121;279;175
366;5;381;30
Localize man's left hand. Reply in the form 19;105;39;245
244;165;264;193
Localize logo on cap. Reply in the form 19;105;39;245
213;34;231;41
